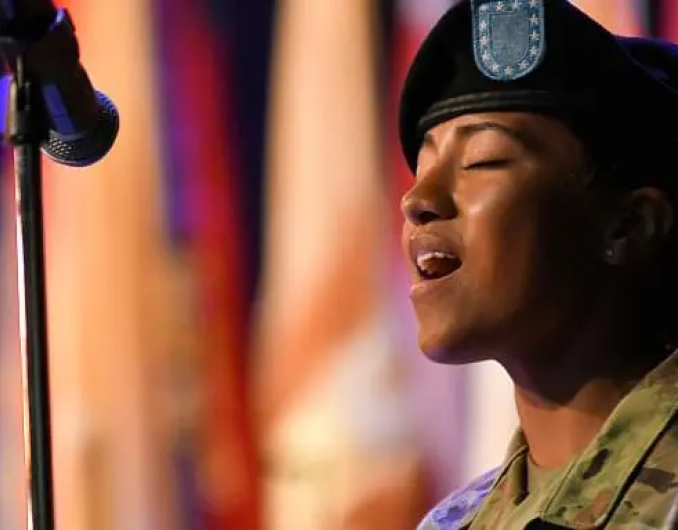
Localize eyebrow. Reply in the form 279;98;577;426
423;120;538;152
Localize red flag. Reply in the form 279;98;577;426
254;1;428;528
156;1;261;528
658;0;678;41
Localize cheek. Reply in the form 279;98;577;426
461;182;542;303
460;179;598;331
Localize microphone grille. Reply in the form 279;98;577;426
40;91;119;167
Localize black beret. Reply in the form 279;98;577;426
399;0;678;175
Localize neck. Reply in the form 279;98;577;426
503;308;665;469
513;379;630;469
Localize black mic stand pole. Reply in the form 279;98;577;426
5;50;56;530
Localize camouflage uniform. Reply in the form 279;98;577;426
418;351;678;529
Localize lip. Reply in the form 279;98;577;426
409;269;460;298
407;232;463;296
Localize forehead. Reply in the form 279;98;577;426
422;111;580;151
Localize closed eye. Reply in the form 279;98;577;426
463;159;512;170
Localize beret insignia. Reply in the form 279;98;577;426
472;0;546;81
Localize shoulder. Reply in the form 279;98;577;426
417;467;501;530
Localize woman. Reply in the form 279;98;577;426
400;1;678;528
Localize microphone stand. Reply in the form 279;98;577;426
5;52;56;530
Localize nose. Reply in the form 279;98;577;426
401;179;457;225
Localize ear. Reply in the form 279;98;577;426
602;187;674;266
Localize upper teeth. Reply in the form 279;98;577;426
416;251;455;269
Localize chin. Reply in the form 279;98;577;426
417;325;488;365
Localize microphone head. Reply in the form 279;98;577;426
40;90;119;167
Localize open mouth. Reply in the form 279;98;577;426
415;250;462;281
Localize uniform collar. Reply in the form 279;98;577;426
467;349;678;529
455;430;529;529
542;350;678;528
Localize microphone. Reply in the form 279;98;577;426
2;6;119;530
0;2;119;167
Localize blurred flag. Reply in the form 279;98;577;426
0;159;24;529
254;1;427;528
27;0;174;528
153;1;262;528
570;0;648;35
657;0;678;41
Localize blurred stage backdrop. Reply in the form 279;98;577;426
0;0;674;528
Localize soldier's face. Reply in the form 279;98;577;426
401;111;603;364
